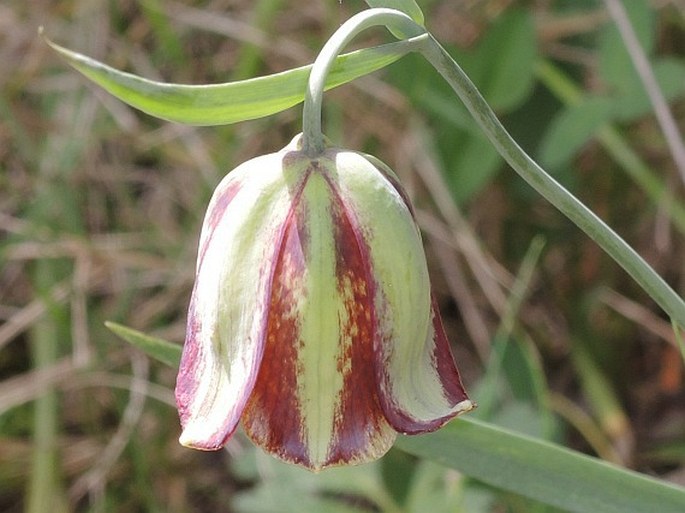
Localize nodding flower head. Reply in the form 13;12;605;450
175;134;473;471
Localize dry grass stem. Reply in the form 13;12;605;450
0;358;76;415
604;0;685;184
0;281;70;351
69;353;149;504
599;287;680;347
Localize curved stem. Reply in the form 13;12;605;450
417;34;685;327
302;8;425;155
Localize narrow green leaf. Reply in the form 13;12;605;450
109;321;684;511
364;0;424;26
105;321;181;368
396;418;685;513
43;33;419;126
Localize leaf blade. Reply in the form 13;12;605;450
108;320;685;512
105;321;181;368
44;35;421;126
396;418;685;513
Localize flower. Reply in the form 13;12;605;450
175;134;473;471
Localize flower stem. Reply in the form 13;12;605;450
535;59;685;235
305;7;685;326
416;34;685;327
301;8;425;156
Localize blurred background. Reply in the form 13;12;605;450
1;0;684;511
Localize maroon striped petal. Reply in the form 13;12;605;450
175;149;304;450
378;296;473;434
242;165;395;471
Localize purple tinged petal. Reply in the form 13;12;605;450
243;162;395;470
175;134;472;469
378;296;473;434
175;142;309;450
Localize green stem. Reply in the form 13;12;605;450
301;7;685;326
301;8;424;155
673;321;685;362
27;262;65;513
417;34;685;328
536;59;685;234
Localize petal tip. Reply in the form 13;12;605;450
454;398;476;416
178;421;234;451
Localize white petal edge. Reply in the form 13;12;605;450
177;142;310;448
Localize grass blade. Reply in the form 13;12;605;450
110;321;685;512
396;417;685;513
105;322;181;369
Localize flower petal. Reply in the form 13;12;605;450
331;150;473;432
175;147;307;449
379;296;473;433
242;162;395;471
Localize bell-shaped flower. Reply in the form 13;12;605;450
175;134;473;471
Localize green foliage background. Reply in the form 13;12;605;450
1;0;684;512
